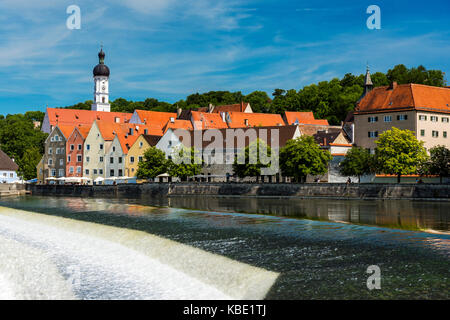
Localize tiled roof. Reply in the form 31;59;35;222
135;110;177;129
355;83;450;114
298;124;341;137
162;119;193;133
57;125;76;139
75;124;92;139
175;125;298;149
313;129;350;147
46;108;132;127
191;111;228;129
142;135;162;147
284;111;329;125
211;102;250;113
226;112;284;128
0;149;18;171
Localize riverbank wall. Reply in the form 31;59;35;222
27;183;450;200
0;184;27;197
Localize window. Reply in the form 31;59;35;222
68;155;71;162
10;173;13;178
59;136;63;142
86;156;90;162
139;142;143;148
442;117;449;123
77;155;82;162
168;141;172;147
54;135;59;141
118;157;122;164
99;156;104;162
93;169;98;175
59;159;63;166
69;167;74;173
86;144;90;151
48;148;53;154
100;144;104;150
368;131;378;138
420;130;425;137
130;156;135;163
384;116;392;122
132;168;135;172
431;116;438;122
115;117;120;123
51;169;56;177
77;144;82;150
99;169;103;175
432;131;439;138
144;129;148;135
56;148;60;154
77;166;81;173
110;157;114;164
110;169;114;176
138;156;143;162
368;116;378;123
397;115;408;121
48;159;53;165
70;144;74;151
444;131;447;138
118;169;123;176
58;169;64;177
419;115;427;121
85;169;89;175
113;146;116;152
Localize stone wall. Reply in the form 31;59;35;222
0;183;27;196
27;182;450;200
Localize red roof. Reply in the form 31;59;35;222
227;112;284;128
191;111;228;129
211;102;250;113
135;110;177;129
46;108;132;127
162;119;193;133
355;83;450;114
284;111;329;125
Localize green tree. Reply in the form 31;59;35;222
232;139;272;180
17;146;42;180
136;147;170;179
375;127;429;183
426;145;450;183
168;146;202;181
244;91;272;113
279;135;331;183
339;147;374;183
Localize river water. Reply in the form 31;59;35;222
0;195;448;299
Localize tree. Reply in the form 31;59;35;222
168;146;202;181
244;91;271;113
375;127;428;183
136;147;170;179
339;147;374;183
17;146;42;180
232;139;272;181
279;135;332;183
427;145;450;183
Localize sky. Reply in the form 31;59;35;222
0;0;449;115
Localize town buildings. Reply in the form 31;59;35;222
0;149;19;183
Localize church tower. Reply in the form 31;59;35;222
358;65;374;102
91;48;111;112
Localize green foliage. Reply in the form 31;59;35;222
279;135;332;182
375;127;429;182
339;147;375;182
136;147;170;179
424;145;450;183
386;64;445;87
168;146;202;180
0;114;48;179
17;146;42;180
232;139;272;178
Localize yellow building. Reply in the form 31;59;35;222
126;135;162;177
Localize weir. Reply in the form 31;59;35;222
0;206;279;300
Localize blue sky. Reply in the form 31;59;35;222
0;0;449;115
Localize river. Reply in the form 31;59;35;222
0;195;448;299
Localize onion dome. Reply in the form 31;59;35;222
93;48;110;77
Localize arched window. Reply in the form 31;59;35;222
102;97;105;103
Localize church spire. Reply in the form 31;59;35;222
361;64;373;99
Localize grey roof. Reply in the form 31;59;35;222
0;149;19;171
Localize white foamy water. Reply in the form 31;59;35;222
0;207;278;300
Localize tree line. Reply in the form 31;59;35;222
63;64;446;125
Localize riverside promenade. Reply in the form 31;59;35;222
27;183;450;200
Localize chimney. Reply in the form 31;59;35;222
221;112;226;122
323;137;327;146
170;117;175;123
389;81;398;90
244;119;249;127
208;103;214;113
241;101;244;112
177;107;182;118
